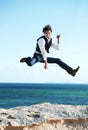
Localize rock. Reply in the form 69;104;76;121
0;103;88;130
0;119;88;130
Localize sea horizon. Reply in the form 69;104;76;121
0;82;88;86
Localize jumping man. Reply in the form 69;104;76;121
20;25;80;76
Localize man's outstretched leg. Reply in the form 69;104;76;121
56;58;80;76
47;57;80;77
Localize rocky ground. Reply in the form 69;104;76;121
0;103;88;130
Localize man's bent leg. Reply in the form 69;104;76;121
26;57;38;66
20;57;38;66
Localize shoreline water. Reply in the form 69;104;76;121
0;83;88;108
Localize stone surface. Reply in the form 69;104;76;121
0;103;88;130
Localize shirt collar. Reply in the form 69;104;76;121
44;35;51;42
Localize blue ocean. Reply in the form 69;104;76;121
0;83;88;108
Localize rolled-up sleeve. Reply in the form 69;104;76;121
51;43;59;50
38;38;47;61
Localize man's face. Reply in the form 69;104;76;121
44;30;52;39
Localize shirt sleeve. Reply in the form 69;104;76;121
38;38;47;61
51;43;59;50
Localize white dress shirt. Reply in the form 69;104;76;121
35;37;59;61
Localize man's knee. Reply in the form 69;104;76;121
26;62;33;66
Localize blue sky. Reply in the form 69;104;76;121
0;0;88;83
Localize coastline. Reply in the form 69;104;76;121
0;103;88;130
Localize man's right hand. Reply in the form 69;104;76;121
44;61;48;69
56;34;60;38
56;34;61;44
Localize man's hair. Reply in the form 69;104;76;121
43;25;52;33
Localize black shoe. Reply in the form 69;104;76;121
20;58;27;63
70;66;80;77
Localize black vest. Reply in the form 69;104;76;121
36;36;52;53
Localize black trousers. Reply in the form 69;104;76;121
25;53;73;74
